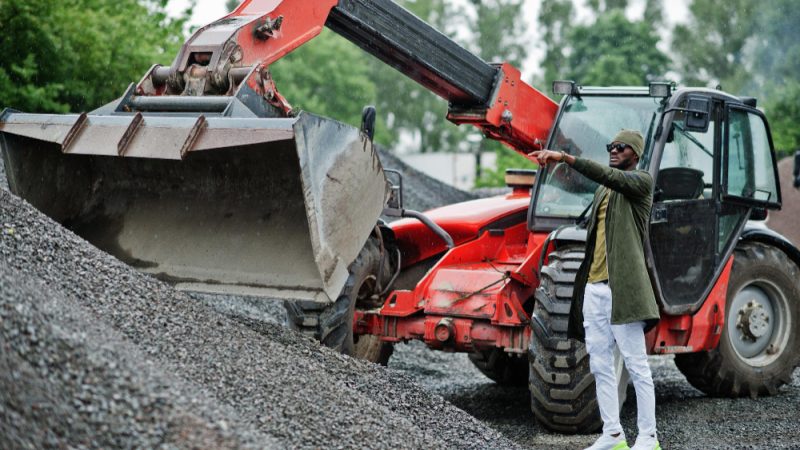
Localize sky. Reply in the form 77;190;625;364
166;0;689;79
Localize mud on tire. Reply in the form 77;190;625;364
675;241;800;397
285;234;394;365
528;246;629;434
528;246;598;433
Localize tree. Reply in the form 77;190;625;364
671;0;757;93
516;1;669;188
768;83;800;154
565;10;669;86
367;0;532;156
474;146;538;188
269;29;386;141
367;0;465;153
643;0;664;27
756;0;800;155
537;0;575;92
586;0;629;11
671;0;800;155
468;0;527;67
538;1;669;87
0;0;191;113
538;1;669;88
469;0;538;187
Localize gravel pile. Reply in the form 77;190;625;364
0;266;271;449
0;167;518;449
6;139;798;449
376;147;477;211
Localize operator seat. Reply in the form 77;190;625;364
656;167;705;201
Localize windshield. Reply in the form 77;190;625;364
534;95;662;218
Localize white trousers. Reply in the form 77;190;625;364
583;282;657;437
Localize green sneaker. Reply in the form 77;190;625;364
584;433;630;450
613;440;632;450
631;435;660;450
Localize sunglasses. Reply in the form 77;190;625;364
605;142;629;153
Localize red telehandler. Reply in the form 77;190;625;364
2;0;798;433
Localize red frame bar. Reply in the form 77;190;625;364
447;63;558;155
646;256;732;353
358;233;734;357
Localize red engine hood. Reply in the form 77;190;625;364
390;192;530;267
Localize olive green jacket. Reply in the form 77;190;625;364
567;157;660;341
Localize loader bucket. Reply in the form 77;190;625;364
0;110;389;303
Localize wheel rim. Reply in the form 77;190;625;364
727;280;792;367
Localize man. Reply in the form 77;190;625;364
531;130;661;450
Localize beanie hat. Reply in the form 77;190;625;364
612;129;644;157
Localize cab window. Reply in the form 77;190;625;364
656;101;716;201
724;108;779;206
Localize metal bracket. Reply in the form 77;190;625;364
651;205;668;224
180;115;208;159
61;112;88;154
117;113;144;156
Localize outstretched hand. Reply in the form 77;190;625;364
529;150;567;166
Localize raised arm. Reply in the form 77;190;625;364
530;150;653;200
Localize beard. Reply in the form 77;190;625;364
609;155;637;170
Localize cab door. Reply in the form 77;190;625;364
648;97;781;314
648;96;723;313
722;105;781;209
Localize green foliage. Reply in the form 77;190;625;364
671;0;757;93
565;11;668;86
754;0;800;89
537;0;575;91
586;0;629;11
758;0;800;154
366;0;529;156
642;0;664;27
225;0;240;12
474;146;538;188
468;0;526;67
540;7;669;88
766;83;800;157
539;0;667;88
367;0;467;153
0;0;191;113
270;29;387;141
672;0;800;153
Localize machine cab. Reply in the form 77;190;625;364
530;83;782;314
647;89;781;314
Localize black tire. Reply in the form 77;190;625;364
285;235;394;365
528;246;628;434
468;348;528;386
675;241;800;398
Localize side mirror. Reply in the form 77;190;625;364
750;207;768;221
684;95;711;133
794;150;800;189
361;105;376;141
383;169;404;214
553;80;578;96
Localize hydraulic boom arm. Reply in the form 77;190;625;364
138;0;557;154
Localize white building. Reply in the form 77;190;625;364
400;152;498;190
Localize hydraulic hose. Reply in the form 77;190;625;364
402;209;455;249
